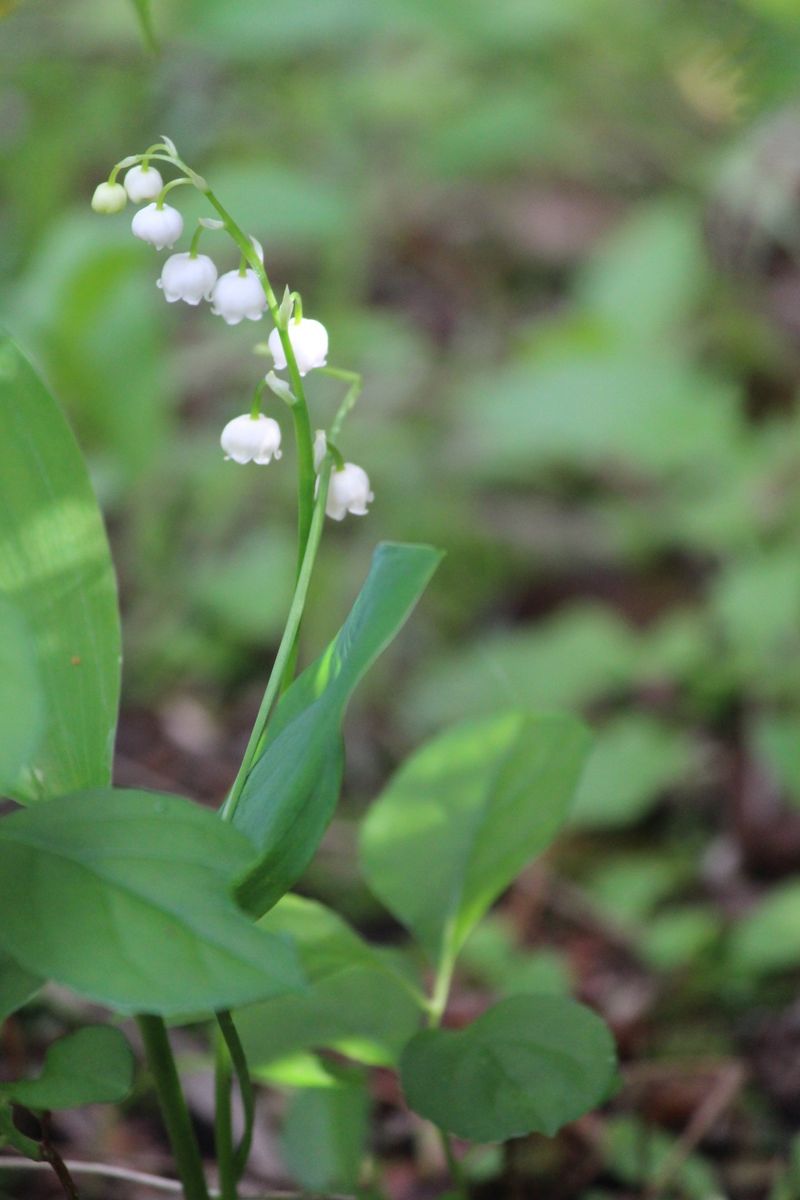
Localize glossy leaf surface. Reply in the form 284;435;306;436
0;334;120;803
361;711;590;963
0;789;303;1015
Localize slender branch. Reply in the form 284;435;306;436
439;1129;468;1198
0;1156;185;1193
40;1132;80;1200
214;1033;237;1200
216;1011;255;1180
136;1015;210;1200
0;1158;355;1200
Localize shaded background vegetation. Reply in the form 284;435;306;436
5;0;800;1195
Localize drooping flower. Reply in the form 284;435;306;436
268;318;328;376
220;414;282;464
91;182;127;214
210;270;267;326
157;253;218;305
124;164;164;203
326;462;374;520
131;203;184;250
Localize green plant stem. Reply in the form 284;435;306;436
136;1016;210;1200
216;1012;255;1180
440;1130;468;1197
427;945;468;1199
220;460;333;822
213;1034;237;1200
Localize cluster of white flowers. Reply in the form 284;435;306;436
92;153;372;520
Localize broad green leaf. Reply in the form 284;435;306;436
0;1026;133;1109
235;895;422;1072
361;711;590;964
729;878;800;977
257;895;392;982
0;790;303;1016
232;542;442;917
281;1071;368;1194
401;606;638;737
400;994;616;1141
570;715;693;829
453;347;742;485
0;598;42;794
0;334;120;803
0;952;41;1021
576;202;709;342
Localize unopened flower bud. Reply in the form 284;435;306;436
131;202;184;250
157;252;218;305
268;317;328;376
124;164;164;203
326;462;373;521
313;430;327;471
220;414;282;465
210;270;267;326
91;181;127;214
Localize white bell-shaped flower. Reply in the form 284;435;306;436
210;269;267;326
157;252;218;305
124;164;164;203
131;202;184;250
91;182;127;214
220;414;283;464
326;462;374;521
268;318;328;376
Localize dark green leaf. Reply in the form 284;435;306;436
360;711;590;964
0;334;121;803
232;542;442;917
0;952;41;1021
0;790;303;1016
0;1026;133;1109
400;995;616;1142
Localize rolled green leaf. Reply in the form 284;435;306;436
232;541;442;917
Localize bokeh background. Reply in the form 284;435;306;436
5;0;800;1195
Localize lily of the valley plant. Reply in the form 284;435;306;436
0;137;616;1200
